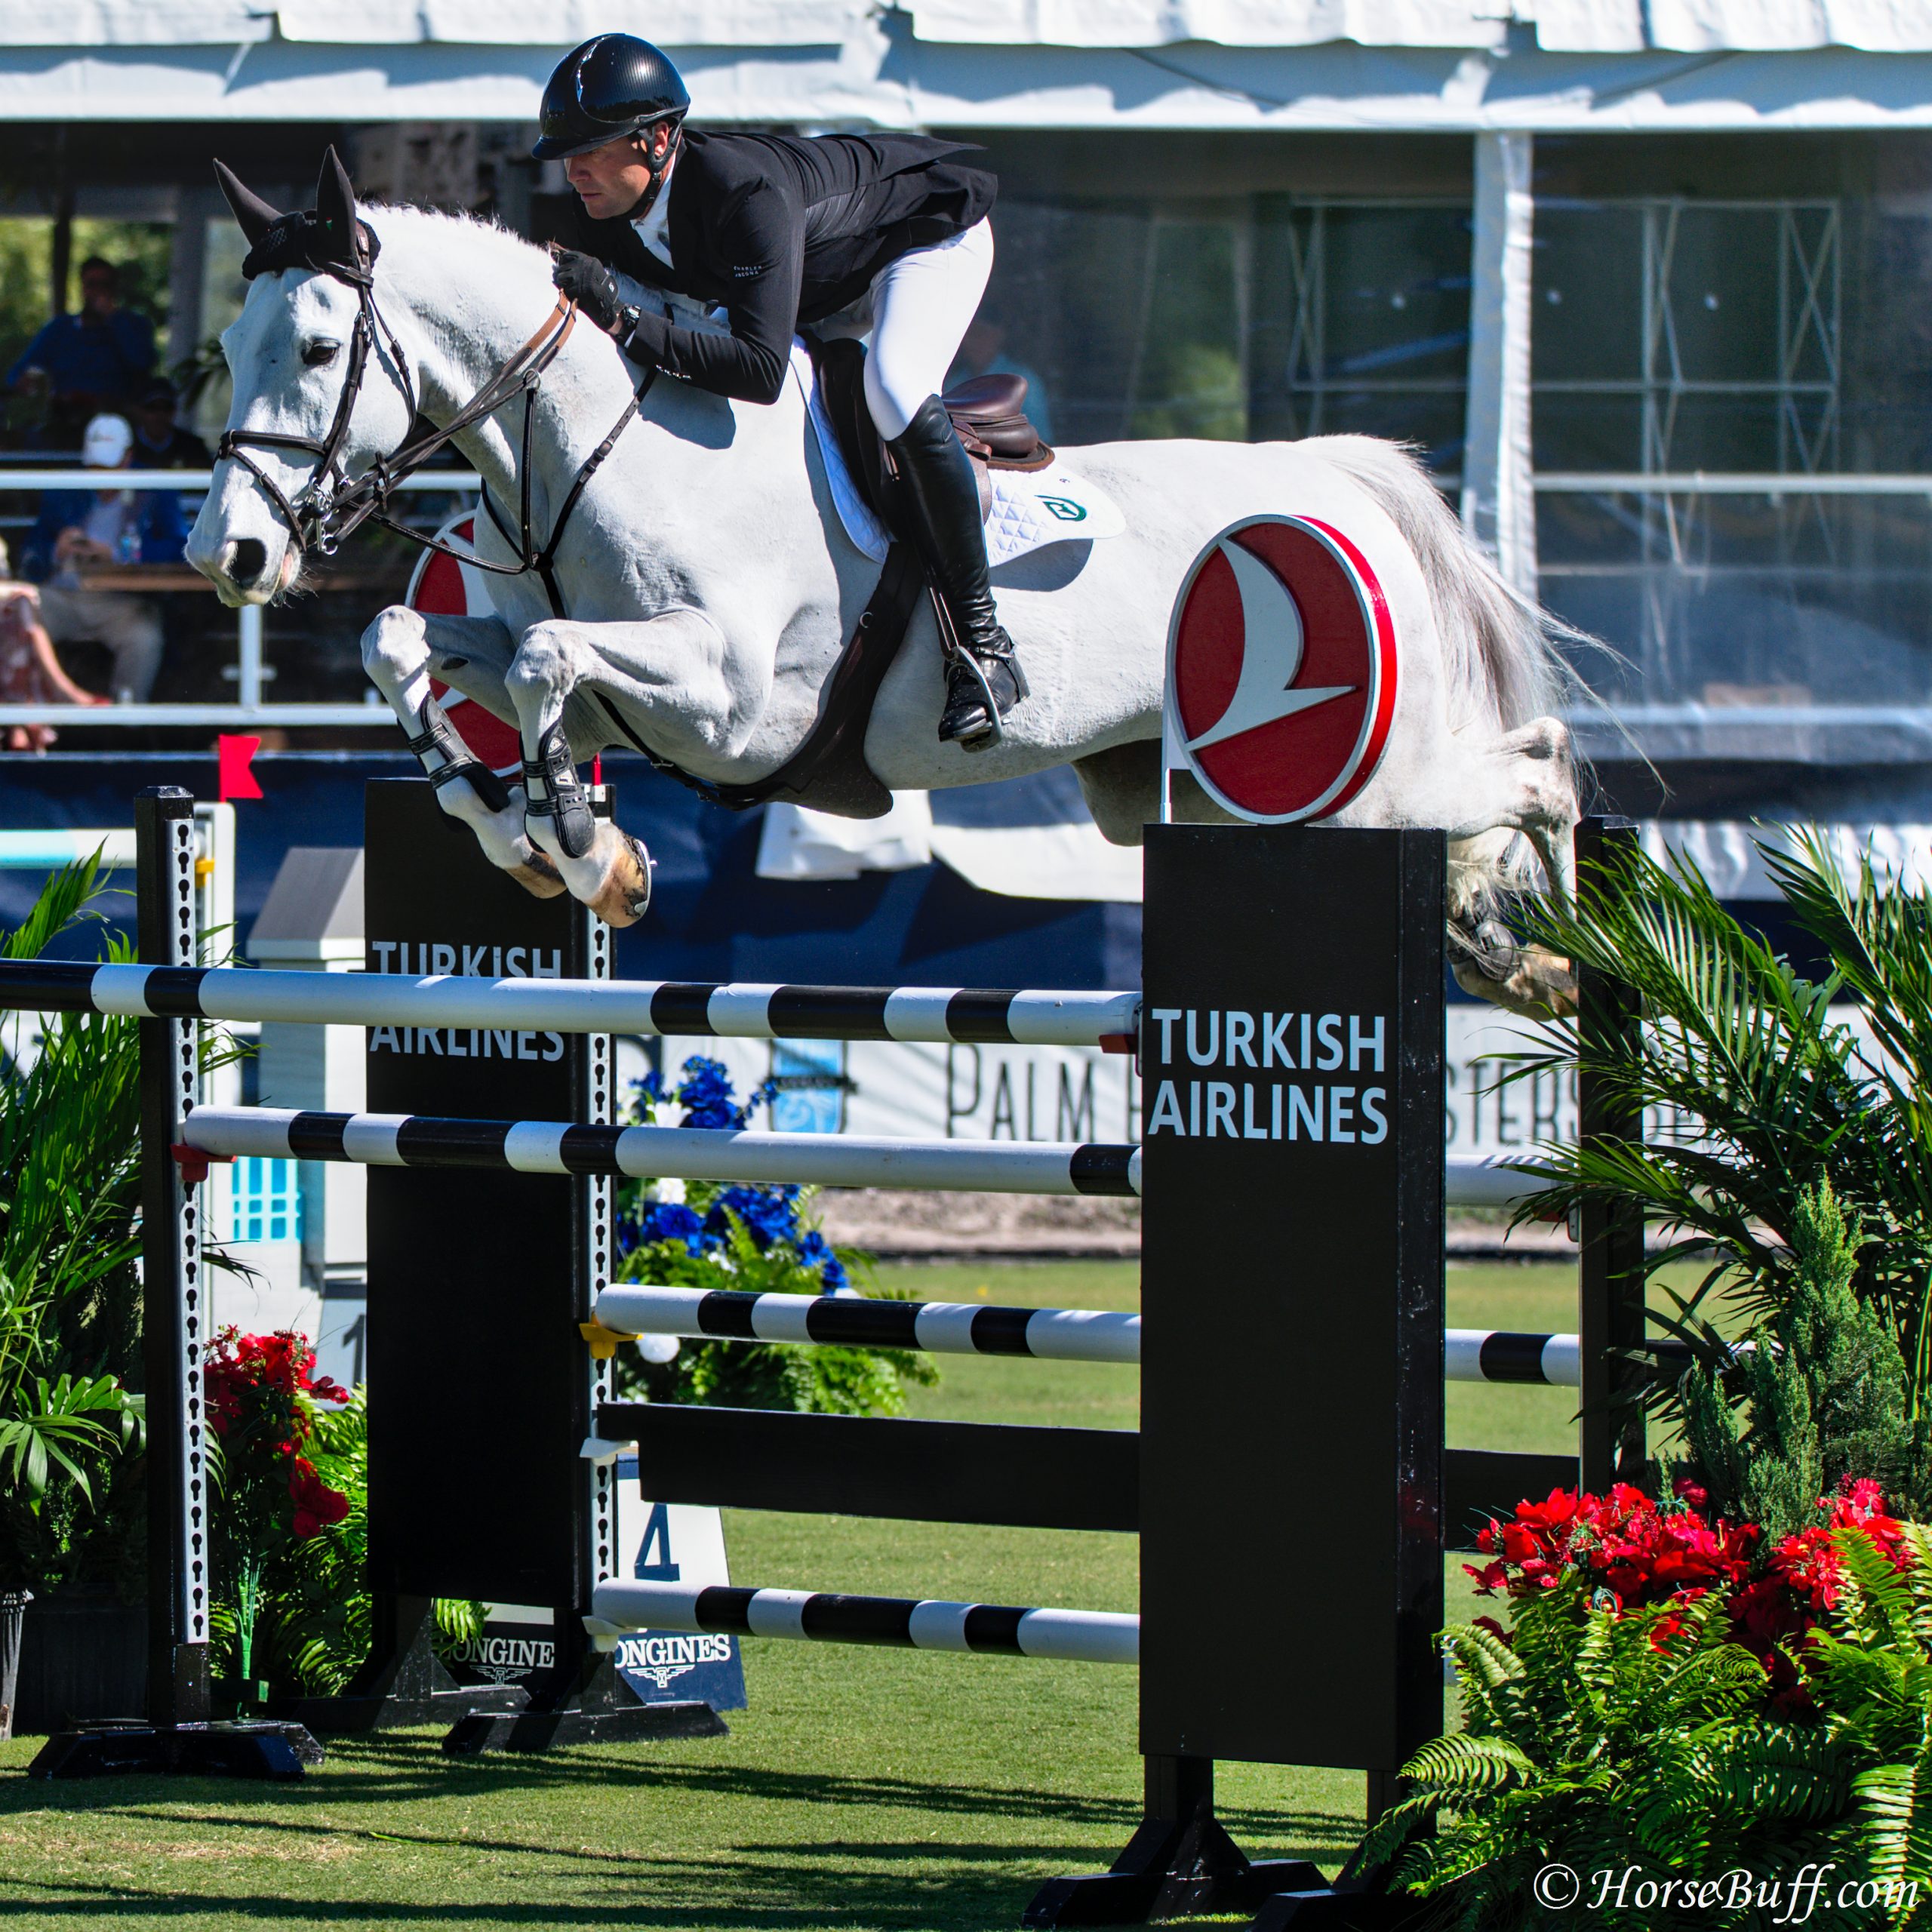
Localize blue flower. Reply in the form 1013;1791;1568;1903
626;1199;705;1256
627;1069;665;1124
793;1227;848;1292
706;1183;801;1251
675;1057;752;1130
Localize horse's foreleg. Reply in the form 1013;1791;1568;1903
505;614;739;928
1429;715;1581;1018
360;605;565;899
1437;716;1580;891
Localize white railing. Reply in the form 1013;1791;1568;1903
1534;472;1932;497
1537;471;1932;743
0;467;481;726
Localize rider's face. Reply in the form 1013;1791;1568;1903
565;129;670;223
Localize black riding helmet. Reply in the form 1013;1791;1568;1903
531;34;690;163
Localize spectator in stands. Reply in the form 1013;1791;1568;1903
948;313;1054;444
0;537;108;749
21;413;186;704
131;378;210;468
5;258;158;445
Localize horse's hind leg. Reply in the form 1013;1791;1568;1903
360;604;565;899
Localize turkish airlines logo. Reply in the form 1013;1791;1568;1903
407;513;521;777
1164;515;1398;824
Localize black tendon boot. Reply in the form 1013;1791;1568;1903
889;395;1029;749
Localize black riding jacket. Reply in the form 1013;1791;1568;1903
558;128;996;407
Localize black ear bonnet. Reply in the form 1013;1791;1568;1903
215;148;380;287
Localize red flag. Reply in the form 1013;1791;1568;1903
218;734;263;801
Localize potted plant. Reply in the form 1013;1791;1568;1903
609;1057;932;1415
0;855;148;1734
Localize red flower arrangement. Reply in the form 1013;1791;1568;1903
204;1327;350;1540
1467;1475;1912;1715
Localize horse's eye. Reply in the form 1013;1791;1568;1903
302;340;340;368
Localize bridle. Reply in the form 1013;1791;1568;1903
215;263;646;616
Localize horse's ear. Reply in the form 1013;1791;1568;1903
314;146;363;269
214;160;280;248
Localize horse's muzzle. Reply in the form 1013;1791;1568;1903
226;538;269;590
198;535;297;607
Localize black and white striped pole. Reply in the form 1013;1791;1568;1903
179;1108;1144;1196
595;1285;1143;1364
589;1292;1681;1388
0;958;1139;1050
588;1582;1138;1666
176;1106;1532;1211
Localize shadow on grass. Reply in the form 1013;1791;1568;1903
0;1734;1362;1928
0;1821;1355;1930
1;1746;1151;1831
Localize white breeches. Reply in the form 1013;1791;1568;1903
861;218;995;441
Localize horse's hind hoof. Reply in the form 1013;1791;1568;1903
587;833;653;928
506;852;568;900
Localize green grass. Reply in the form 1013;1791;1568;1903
0;1258;1661;1929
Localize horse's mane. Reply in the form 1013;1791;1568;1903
361;202;552;276
360;200;732;338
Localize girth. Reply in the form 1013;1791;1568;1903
596;541;925;820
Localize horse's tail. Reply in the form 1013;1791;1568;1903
1303;436;1590;986
1299;434;1578;734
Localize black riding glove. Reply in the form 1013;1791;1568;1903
550;249;633;340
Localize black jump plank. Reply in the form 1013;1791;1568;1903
598;1402;1139;1533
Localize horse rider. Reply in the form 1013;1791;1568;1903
537;32;1026;751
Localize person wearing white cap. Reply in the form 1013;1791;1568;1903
20;410;188;703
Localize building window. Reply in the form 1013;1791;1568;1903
232;1155;301;1245
1531;136;1932;727
970;180;1472;470
1251;200;1473;472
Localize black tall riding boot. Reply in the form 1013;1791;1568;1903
889;395;1029;749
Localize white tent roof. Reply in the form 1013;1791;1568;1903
6;1;1930;51
1;3;1929;125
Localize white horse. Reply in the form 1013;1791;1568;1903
186;162;1580;1011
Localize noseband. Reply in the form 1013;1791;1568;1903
215;265;641;615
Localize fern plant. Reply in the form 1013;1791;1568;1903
1381;1527;1932;1929
1367;1579;1852;1930
1806;1525;1932;1907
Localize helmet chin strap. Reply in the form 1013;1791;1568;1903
625;124;681;222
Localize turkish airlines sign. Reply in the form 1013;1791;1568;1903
1164;515;1398;824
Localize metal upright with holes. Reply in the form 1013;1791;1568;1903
29;790;314;1780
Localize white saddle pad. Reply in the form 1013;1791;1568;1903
790;342;1124;570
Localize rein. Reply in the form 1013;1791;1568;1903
217;281;644;618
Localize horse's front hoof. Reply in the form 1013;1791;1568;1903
1454;946;1577;1020
505;851;568;900
587;833;653;928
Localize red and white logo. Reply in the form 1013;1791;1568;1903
406;515;521;777
1164;515;1398;824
